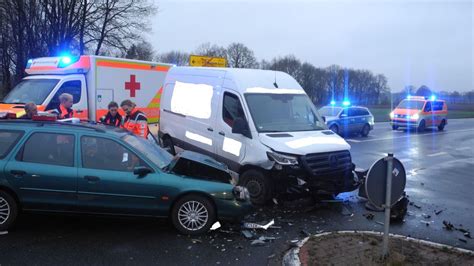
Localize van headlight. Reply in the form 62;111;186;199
267;151;298;165
389;112;394;119
232;186;250;201
412;113;419;120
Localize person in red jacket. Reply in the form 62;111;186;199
52;93;76;119
121;100;150;139
100;101;122;127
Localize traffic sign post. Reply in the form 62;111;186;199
365;153;406;259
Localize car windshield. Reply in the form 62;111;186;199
245;93;326;132
397;100;425;110
122;135;173;169
319;106;343;117
3;79;59;104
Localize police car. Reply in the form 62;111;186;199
319;102;375;137
390;95;448;131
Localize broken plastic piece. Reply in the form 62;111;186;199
443;220;454;231
241;230;255;239
210;221;221;231
242;219;275;230
0;231;8;235
435;209;444;215
250;239;266;246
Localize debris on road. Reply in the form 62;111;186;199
363;213;374;220
241;230;255;239
443;220;455;231
422;213;432;219
250;239;266;246
210;221;221;231
0;231;8;235
459;238;467;243
300;229;311;237
242;219;275;230
191;239;202;244
435;209;444;215
420;220;433;226
267;254;276;259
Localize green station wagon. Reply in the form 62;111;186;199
0;120;252;235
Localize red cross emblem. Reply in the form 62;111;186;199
125;75;140;97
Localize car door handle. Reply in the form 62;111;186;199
207;127;214;132
10;170;26;177
218;131;225;136
84;175;100;182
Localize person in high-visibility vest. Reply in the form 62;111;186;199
100;101;122;127
121;99;150;139
52;93;76;119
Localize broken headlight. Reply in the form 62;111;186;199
267;151;298;166
233;186;250;201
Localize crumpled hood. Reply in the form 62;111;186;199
259;130;351;156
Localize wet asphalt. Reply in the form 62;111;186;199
0;118;473;265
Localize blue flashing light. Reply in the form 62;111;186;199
58;56;78;68
26;59;33;69
407;95;412;99
342;100;351;106
430;95;436;101
330;100;336;106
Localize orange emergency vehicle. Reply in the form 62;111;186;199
0;56;172;123
390;96;448;131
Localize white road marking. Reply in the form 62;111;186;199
346;139;361;143
349;128;474;143
427;152;448;157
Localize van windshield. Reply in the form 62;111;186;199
2;79;59;104
397;100;425;110
245;93;326;132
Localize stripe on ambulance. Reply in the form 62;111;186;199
96;60;171;72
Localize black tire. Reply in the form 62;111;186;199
0;190;18;231
438;119;446;131
171;194;216;235
161;136;176;155
392;125;399;130
239;169;272;205
417;120;426;132
360;124;370;137
329;124;339;135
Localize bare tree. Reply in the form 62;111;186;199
125;40;154;61
226;42;257;68
269;55;302;82
156;51;190;66
194;42;227;58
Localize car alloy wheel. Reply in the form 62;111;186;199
177;200;209;232
0;196;10;225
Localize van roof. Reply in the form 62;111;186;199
167;67;305;94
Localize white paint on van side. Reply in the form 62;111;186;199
285;136;347;149
223;137;242;156
171;81;213;119
245;87;305;94
185;131;213;146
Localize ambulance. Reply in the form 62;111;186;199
390;95;448;131
0;56;172;123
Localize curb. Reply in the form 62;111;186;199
282;231;474;266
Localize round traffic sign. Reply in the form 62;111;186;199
365;156;406;208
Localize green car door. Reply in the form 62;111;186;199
77;135;165;215
4;131;77;211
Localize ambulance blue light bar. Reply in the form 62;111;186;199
58;56;79;68
330;100;336;106
430;95;436;101
342;100;351;106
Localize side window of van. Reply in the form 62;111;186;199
223;92;245;128
424;102;432;112
46;80;82;111
433;101;444;111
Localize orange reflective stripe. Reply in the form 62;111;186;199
96;60;170;72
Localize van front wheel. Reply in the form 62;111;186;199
240;169;272;205
162;136;176;155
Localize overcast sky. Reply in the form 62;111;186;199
150;0;473;92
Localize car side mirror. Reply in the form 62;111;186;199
322;116;326;122
232;117;251;138
134;166;152;177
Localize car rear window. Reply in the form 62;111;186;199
17;132;75;167
0;130;24;159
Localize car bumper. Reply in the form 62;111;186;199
214;198;253;221
391;119;419;127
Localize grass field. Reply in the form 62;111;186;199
367;104;474;122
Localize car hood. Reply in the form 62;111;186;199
324;116;339;123
393;108;420;116
167;150;237;184
258;130;351;156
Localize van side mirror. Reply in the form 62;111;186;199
134;166;152;177
232;117;251;138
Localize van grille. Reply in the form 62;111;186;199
302;150;352;177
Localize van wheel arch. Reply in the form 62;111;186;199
238;166;273;205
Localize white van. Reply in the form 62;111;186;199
159;67;358;204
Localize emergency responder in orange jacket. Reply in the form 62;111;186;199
121;99;150;139
52;93;76;119
100;101;122;127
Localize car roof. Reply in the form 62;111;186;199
0;120;131;137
